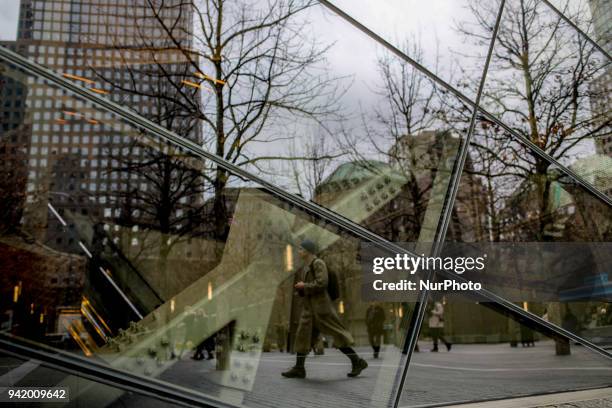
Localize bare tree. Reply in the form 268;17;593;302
458;0;609;241
455;0;611;355
288;129;342;199
352;40;476;241
91;0;343;244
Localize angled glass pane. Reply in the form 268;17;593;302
320;0;503;100
0;352;184;407
546;0;612;57
399;294;612;407
0;59;421;408
480;0;612;196
439;119;612;347
1;0;475;245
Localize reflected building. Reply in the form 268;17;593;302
500;162;612;345
308;130;490;345
0;228;86;345
588;0;612;157
1;0;200;348
7;0;200;251
500;176;575;241
385;130;487;243
588;0;612;55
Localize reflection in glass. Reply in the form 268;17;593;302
473;0;611;193
0;0;610;406
446;114;612;346
400;296;612;407
321;0;502;99
0;353;184;407
0;60;420;407
547;0;612;56
2;0;474;244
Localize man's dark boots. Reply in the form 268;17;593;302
340;347;368;377
282;366;305;378
282;353;306;378
373;346;380;359
348;357;368;377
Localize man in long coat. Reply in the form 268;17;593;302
282;240;368;379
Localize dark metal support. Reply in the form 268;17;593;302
391;1;508;406
540;0;611;62
0;335;234;408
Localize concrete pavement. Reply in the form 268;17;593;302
2;340;610;407
146;340;611;407
438;387;612;408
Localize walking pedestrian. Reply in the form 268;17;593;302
282;240;368;379
276;322;287;352
366;302;385;358
191;308;215;360
429;299;451;352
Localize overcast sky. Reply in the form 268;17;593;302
0;0;592;189
0;1;20;40
0;0;500;191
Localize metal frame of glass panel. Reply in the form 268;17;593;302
540;0;612;61
389;1;507;405
0;337;228;408
1;0;611;406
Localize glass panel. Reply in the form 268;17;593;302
319;0;503;100
480;0;612;195
1;0;472;244
546;0;612;56
0;352;184;407
0;61;420;408
442;120;612;346
400;295;612;407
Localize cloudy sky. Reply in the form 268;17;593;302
0;1;19;40
0;0;599;193
0;0;497;192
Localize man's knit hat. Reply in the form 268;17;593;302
299;239;318;254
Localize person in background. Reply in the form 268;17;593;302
282;240;367;379
366;302;385;358
429;299;451;352
276;322;287;352
192;309;215;360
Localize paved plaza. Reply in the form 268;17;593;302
130;340;612;407
1;340;610;407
